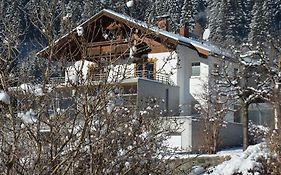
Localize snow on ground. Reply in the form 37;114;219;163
0;91;10;104
216;147;244;156
170;143;267;175
170;147;243;159
206;143;268;175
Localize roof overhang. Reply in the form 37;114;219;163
37;9;227;60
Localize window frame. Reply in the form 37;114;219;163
134;58;157;80
191;62;201;77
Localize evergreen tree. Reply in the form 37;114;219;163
147;0;167;22
0;0;24;84
82;0;103;22
126;0;151;20
248;0;274;47
180;0;196;31
272;0;281;37
166;0;182;32
208;0;221;42
208;0;248;47
241;0;254;39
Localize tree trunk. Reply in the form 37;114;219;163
242;102;249;151
213;128;218;154
273;85;281;130
274;103;279;130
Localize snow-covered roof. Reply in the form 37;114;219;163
100;9;231;57
37;9;232;58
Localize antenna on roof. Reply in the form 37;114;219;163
203;28;210;41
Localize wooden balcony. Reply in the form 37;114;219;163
87;40;129;58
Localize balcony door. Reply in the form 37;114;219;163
135;59;156;80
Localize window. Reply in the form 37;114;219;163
191;62;200;76
135;60;156;80
233;105;241;123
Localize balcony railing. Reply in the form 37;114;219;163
49;70;174;86
127;70;174;85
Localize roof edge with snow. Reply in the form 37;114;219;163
37;9;232;59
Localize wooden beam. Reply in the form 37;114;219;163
194;46;209;58
132;34;170;53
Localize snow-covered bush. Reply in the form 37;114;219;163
207;143;269;175
0;91;10;105
248;120;268;145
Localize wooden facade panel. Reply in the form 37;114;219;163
87;43;129;57
88;47;101;56
38;10;179;60
100;45;112;53
150;45;169;53
114;43;129;54
194;46;209;58
138;36;169;53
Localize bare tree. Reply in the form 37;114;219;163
212;46;270;150
259;39;281;130
0;0;28;174
196;63;234;153
0;0;180;174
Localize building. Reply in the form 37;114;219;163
37;9;243;152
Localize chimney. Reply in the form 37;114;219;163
179;26;189;37
193;22;203;39
156;15;170;31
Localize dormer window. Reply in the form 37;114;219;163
191;62;200;76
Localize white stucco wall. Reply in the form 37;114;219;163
176;45;211;115
167;116;243;152
166;116;193;151
176;45;237;122
107;51;178;84
65;60;136;83
108;63;135;82
137;79;179;115
65;60;96;83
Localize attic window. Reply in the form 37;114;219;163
191;62;200;76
